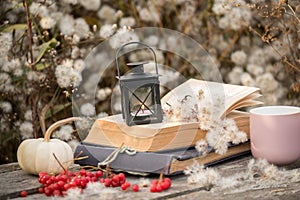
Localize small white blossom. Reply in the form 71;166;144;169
73;59;86;73
24;110;32;121
79;0;101;11
119;17;136;27
96;87;112;101
139;5;160;23
0;101;12;113
195;139;209;155
228;66;243;84
97;5;117;23
74;18;90;39
39;16;56;29
68;139;80;152
80;103;96;116
55;125;74;141
241;72;256;87
59;15;75;36
231;50;247;66
247;64;264;76
0;33;13;57
99;24;117;39
256;72;278;93
20;121;33;139
109;27;139;49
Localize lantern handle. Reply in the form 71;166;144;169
115;41;158;79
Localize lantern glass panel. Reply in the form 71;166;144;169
129;85;154;118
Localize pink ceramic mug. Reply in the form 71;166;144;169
250;106;300;165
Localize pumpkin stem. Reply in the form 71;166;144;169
44;117;82;141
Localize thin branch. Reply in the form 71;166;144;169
53;153;67;172
24;0;34;68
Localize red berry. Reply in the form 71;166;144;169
95;170;103;178
20;190;27;197
112;175;120;183
150;185;157;192
121;183;128;191
53;189;61;197
64;183;70;191
80;169;87;176
87;171;94;178
80;180;87;188
156;184;162;192
44;188;52;196
132;184;139;192
161;181;170;190
152;179;158;185
38;187;44;193
124;181;131;188
118;173;126;180
99;178;105;183
104;178;112;187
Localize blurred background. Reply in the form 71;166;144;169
0;0;299;164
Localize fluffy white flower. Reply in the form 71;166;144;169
2;59;21;73
39;16;56;29
97;112;108;119
80;103;96;116
73;59;86;73
62;0;78;4
59;15;75;36
119;17;136;27
256;72;279;93
195;139;209;155
74;18;90;39
240;72;256;87
97;5;117;23
144;35;159;46
79;0;101;11
185;163;220;187
20;121;33;139
139;5;160;23
99;24;117;39
24;110;32;121
228;66;243;84
29;2;49;17
212;2;230;15
75;117;93;130
71;46;81;59
109;27;139;49
96;87;112;101
0;32;13;57
231;50;247;66
0;101;12;113
69;70;82;87
68;139;80;152
246;64;264;76
56;125;74;141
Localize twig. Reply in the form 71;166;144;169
24;0;34;67
53;153;67;172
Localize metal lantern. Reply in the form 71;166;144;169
116;42;163;126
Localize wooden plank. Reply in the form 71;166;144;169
2;156;300;199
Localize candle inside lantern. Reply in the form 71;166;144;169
131;104;152;117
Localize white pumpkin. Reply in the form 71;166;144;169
17;117;81;175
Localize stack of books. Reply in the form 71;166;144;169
75;79;262;174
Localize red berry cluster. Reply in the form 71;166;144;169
149;177;172;192
37;169;104;197
20;169;172;197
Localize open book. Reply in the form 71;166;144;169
82;79;262;152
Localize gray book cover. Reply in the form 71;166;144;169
74;143;250;175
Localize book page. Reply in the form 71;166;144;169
161;79;261;117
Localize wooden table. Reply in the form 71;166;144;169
1;155;300;199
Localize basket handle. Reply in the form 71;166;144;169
115;41;158;79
